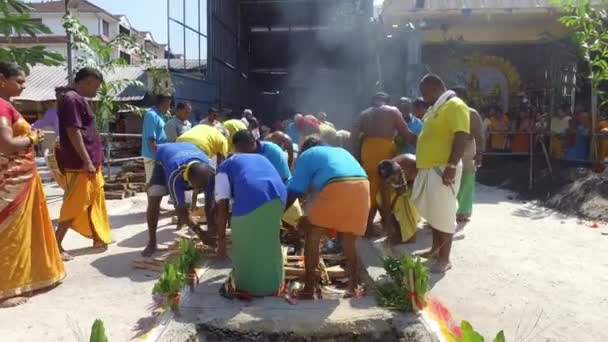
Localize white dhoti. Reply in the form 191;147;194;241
412;164;463;234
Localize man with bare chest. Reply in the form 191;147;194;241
350;92;417;234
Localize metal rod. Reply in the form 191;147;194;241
167;0;171;70
528;129;534;190
183;0;186;68
65;0;74;83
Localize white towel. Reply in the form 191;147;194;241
411;164;462;234
423;90;456;120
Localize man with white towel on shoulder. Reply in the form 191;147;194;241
412;74;470;274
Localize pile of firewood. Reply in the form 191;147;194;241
108;140;141;159
104;160;147;200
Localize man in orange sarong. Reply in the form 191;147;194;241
55;67;112;261
0;61;65;307
350;92;417;235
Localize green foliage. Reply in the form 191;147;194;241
0;0;64;73
376;255;430;312
152;262;185;310
62;15;154;131
553;0;608;105
89;319;108;342
177;239;202;274
449;320;506;342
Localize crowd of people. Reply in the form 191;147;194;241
0;57;539;306
476;102;604;162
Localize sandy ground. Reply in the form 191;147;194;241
377;184;608;342
0;183;173;342
1;182;607;341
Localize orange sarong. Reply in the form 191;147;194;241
360;137;396;205
0;118;65;300
307;178;370;236
58;169;112;243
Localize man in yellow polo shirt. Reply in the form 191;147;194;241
177;123;229;167
412;74;469;274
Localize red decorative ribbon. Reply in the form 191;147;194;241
173;293;181;305
406;291;424;310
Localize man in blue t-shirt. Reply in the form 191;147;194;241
143;142;215;257
141;95;170;182
232;129;291;183
214;154;286;296
395;97;423;155
285;136;370;299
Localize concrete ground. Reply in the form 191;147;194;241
0;183;171;342
367;184;608;342
0;183;607;341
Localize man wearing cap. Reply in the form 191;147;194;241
350;92;417;235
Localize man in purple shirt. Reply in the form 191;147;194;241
55;67;112;260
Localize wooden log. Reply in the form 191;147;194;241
104;183;127;191
284;266;346;280
121;164;144;173
127;183;147;192
105;191;126;200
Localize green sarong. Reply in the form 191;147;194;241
456;171;475;217
231;199;284;296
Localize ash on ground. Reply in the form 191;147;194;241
477;156;608;221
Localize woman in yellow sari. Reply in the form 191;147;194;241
0;62;65;307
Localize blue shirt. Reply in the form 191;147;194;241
286;122;300;146
142;107;167;159
405;116;423;154
257;141;291;183
288;146;367;195
156;142;213;208
217;154;287;217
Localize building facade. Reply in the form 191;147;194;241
0;0;165;63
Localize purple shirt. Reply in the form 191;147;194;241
56;89;104;169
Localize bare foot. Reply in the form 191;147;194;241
343;285;365;299
141;243;157;257
60;251;74;261
0;296;29;308
430;261;452;274
92;241;108;250
414;249;439;260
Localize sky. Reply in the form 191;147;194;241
88;0;168;44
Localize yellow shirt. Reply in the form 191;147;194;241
177;124;228;157
319;123;337;145
416;97;470;168
550;116;571;134
223;119;248;151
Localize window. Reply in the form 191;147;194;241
168;0;207;78
120;51;131;64
102;20;109;37
119;25;130;36
415;0;425;9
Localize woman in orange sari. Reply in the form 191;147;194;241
488;106;510;151
511;108;533;154
0;62;65;307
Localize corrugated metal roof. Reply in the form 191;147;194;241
15;64;147;102
151;59;207;71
